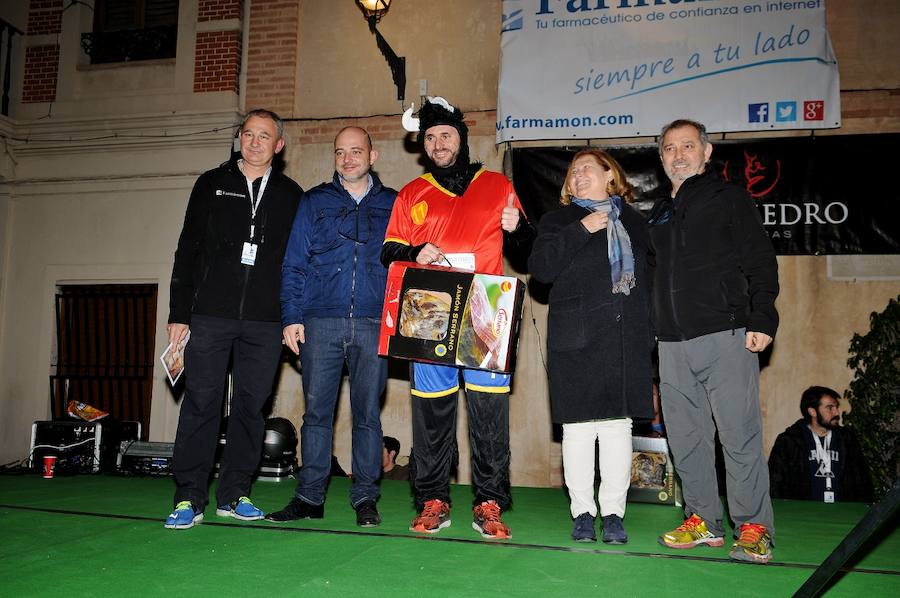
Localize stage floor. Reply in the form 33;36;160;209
1;474;897;597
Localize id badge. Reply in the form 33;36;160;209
824;491;835;503
241;242;258;266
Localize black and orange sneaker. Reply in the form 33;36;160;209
729;523;773;564
410;499;451;534
472;500;511;539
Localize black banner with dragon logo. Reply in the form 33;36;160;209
511;134;900;254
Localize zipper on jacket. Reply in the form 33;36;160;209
667;213;682;338
350;204;360;318
665;175;702;340
730;312;735;335
238;200;262;319
350;249;358;318
238;265;251;319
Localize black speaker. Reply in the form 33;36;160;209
30;420;141;474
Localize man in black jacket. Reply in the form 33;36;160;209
164;109;302;529
648;119;779;563
769;386;873;503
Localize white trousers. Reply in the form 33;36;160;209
562;418;633;518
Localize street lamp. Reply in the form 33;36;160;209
355;0;406;102
356;0;392;22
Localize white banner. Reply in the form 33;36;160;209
497;0;840;142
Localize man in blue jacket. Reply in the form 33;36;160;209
267;126;397;527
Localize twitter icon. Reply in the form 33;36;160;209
775;101;797;122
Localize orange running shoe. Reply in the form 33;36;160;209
410;499;451;534
472;500;511;539
729;523;773;564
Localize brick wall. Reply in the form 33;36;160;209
22;45;59;103
26;0;62;35
245;1;301;115
285;111;498;145
22;0;62;104
283;100;900;145
194;31;242;93
198;0;242;22
841;90;900;120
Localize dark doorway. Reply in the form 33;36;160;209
49;284;158;439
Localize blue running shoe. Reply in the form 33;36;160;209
602;514;628;544
216;496;264;521
165;501;203;529
572;512;596;542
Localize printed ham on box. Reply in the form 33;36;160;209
378;262;525;373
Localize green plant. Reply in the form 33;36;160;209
845;294;900;500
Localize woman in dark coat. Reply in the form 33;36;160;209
529;149;654;544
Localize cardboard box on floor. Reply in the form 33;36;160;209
629;435;683;506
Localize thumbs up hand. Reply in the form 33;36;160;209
501;192;521;232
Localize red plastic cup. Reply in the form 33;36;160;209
42;455;57;479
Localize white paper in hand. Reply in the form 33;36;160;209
160;332;190;386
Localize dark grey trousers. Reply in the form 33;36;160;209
659;328;775;540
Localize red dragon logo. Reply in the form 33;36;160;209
723;151;781;200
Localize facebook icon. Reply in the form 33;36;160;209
748;102;769;123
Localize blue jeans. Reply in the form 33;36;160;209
295;317;386;507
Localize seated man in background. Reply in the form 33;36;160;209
382;436;411;481
768;386;873;503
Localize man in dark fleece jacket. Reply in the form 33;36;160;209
165;109;301;530
648;119;779;564
769;386;873;503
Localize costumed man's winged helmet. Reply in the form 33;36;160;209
402;96;470;166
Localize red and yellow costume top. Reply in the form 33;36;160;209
383;168;524;275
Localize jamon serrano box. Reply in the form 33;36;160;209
628;435;682;506
378;262;526;373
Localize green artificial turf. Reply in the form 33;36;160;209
1;474;897;597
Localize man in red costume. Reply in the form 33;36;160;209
381;96;533;539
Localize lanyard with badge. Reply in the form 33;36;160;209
240;162;270;266
813;430;835;503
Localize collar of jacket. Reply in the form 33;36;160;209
673;166;720;198
330;170;383;199
221;151;286;179
649;167;720;225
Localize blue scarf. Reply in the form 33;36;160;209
573;195;635;295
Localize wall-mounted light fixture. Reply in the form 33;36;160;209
355;0;406;102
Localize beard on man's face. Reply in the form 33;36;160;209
817;411;840;430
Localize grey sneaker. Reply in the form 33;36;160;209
572;512;596;542
602;514;628;544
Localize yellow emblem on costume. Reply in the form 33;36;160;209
411;201;428;225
